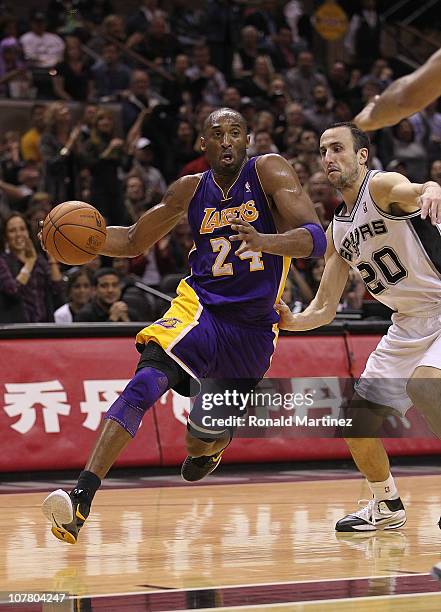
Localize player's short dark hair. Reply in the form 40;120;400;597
325;122;370;154
93;267;120;286
203;108;247;135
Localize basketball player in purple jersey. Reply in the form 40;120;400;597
42;108;326;544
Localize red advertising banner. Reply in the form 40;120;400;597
1;334;440;472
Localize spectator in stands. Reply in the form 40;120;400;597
93;41;131;101
344;0;382;72
289;159;310;186
80;107;127;225
430;160;441;186
270;25;299;72
155;218;193;276
78;0;115;27
327;61;351;105
306;171;341;222
168;121;199;180
296;129;322;174
1;131;23;184
0;163;42;213
333;100;353;123
252;130;278;156
123;173;151;221
78;103;98;142
232;25;264;80
205;0;240;81
0;211;64;323
40;102;81;202
169;0;205;51
0;37;30;99
20;104;46;164
128;137;167;209
186;43;226;107
88;14;127;55
20;11;65;98
222;86;242;111
161;53;192;112
303;84;335;135
282;102;309;156
130;14;181;67
237;55;274;109
76;267;142;322
54;268;93;323
338;268;365;312
121;69;162;133
25;192;52;236
52;35;94;102
112;256;158;319
391;119;428;183
125;0;161;36
358;58;393;90
285;51;328;108
409;100;441;163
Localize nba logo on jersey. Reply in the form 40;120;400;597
245;181;251;193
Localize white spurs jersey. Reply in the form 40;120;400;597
332;170;441;316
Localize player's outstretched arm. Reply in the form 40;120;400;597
370;172;441;224
230;154;326;258
276;227;350;331
100;176;199;257
354;48;441;131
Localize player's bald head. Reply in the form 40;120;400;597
203;108;247;135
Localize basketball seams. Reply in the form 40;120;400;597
56;223;107;237
55;227;100;257
49;203;95;226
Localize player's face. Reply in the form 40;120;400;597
319;127;365;190
96;274;121;306
201;117;248;176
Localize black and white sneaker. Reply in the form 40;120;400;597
432;562;441;581
42;488;91;544
335;497;406;532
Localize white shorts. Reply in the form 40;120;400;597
355;311;441;414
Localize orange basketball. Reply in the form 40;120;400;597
42;201;107;265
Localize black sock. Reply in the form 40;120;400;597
74;470;101;500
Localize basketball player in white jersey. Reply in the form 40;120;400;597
277;122;441;533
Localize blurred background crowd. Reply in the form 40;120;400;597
0;0;440;324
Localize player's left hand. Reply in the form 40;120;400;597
419;183;441;225
228;216;267;255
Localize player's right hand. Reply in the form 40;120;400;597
274;300;296;330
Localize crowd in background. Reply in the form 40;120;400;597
0;0;440;324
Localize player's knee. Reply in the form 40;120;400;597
406;377;440;411
105;367;169;437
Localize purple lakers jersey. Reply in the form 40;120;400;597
185;157;290;325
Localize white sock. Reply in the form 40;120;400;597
368;473;398;501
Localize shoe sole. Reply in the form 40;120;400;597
42;489;77;545
335;516;407;532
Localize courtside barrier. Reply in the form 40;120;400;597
1;323;440;471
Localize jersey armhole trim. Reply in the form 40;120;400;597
368;175;422;221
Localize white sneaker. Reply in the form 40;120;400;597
335;497;406;532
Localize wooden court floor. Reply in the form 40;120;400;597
1;474;441;611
